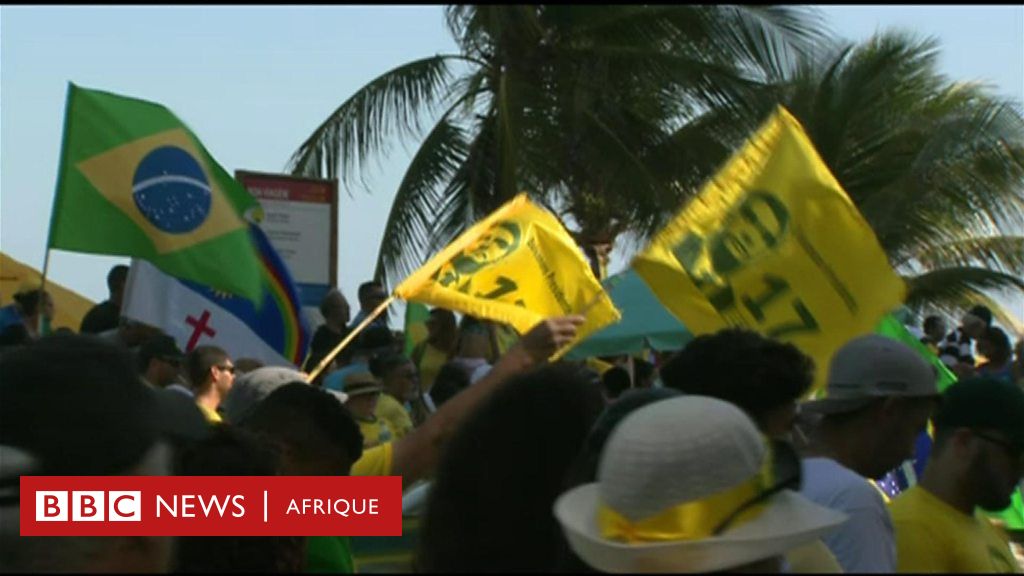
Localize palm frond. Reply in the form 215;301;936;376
286;55;462;189
905;267;1024;308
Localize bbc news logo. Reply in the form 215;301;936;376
20;477;401;536
36;491;142;522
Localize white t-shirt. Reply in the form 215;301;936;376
800;457;896;573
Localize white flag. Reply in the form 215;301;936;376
123;258;296;367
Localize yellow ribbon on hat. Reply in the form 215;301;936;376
598;443;775;543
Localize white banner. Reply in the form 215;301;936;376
123;259;294;367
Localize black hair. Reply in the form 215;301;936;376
185;345;230;392
357;281;384;302
241;383;363;474
634;359;655;385
981;326;1012;361
660;329;814;427
968;304;993;327
107;265;129;294
601;366;631;400
173;425;304;573
417;363;605;572
12;289;48;317
369;352;411;379
923;315;945;334
429;362;471;408
318;288;347;318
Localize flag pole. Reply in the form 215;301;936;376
36;248;53;336
307;295;396;382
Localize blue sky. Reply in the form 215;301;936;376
2;6;1021;325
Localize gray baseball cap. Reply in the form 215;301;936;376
802;334;939;414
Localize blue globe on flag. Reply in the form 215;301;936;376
132;146;212;234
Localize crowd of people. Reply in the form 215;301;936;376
1;265;1023;573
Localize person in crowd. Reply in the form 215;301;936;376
340;371;393;448
976;326;1015;382
417;363;606;572
137;333;185;390
185;345;236;423
661;328;815;440
79;264;128;334
348;281;390;330
410;308;458;394
798;334;940;572
428;362;471;408
369;352;426;435
172;425;305;573
304;288;352;373
553;396;848;573
940;304;993;377
240;383;365;574
659;328;840;571
922;314;948;351
0;288;54;346
889;377;1024;572
449;315;499;383
323;325;396;392
0;333;209;572
632;359;656;389
600;366;631;403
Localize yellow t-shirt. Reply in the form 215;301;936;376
413;342;449;394
197;403;222;424
375;394;414;440
890;485;1021;573
356;416;393;448
351;441;393;476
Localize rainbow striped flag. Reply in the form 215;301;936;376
123;223;310;367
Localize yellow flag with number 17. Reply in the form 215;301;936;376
633;106;905;394
394;194;621;358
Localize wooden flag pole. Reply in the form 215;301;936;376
307;295;396;382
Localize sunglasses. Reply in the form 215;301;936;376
160;357;182;368
712;439;803;536
216;364;237;374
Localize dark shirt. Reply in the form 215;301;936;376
80;300;121;334
304;324;353;372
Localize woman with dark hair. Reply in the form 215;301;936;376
417;363;606;572
0;289;54;347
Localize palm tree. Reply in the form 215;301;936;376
287;5;826;286
761;31;1024;316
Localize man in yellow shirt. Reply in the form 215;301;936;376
890;377;1024;573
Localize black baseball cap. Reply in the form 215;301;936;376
139;333;185;365
0;333;211;478
933;377;1024;445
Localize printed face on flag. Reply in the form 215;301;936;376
396;195;620;352
633;107;905;393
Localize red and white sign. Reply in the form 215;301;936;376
20;476;401;536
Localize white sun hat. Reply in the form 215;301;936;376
553;396;847;573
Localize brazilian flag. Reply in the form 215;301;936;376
47;83;263;302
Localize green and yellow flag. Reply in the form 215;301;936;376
394;194;620;356
47;84;263;302
633;107;905;393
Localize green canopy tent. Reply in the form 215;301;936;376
566;269;693;359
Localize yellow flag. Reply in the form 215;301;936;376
394;195;621;356
633;106;905;393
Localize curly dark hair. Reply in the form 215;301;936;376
240;383;363;475
660;328;815;427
